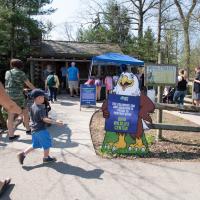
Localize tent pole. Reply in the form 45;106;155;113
88;61;93;79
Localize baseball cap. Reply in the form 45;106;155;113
31;89;45;99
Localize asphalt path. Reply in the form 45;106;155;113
0;95;200;200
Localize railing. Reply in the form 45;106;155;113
150;103;200;132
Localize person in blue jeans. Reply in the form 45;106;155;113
17;89;63;165
67;62;79;97
173;69;188;108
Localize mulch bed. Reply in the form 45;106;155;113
90;110;200;161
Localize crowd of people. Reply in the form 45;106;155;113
162;67;200;108
43;61;79;102
84;67;145;101
44;62;200;107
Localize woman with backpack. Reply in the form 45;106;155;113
46;71;60;103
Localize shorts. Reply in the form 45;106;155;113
32;129;52;150
68;81;78;90
10;95;27;109
6;89;26;109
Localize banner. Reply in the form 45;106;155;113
105;94;140;133
80;84;96;106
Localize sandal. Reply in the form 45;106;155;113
0;178;11;197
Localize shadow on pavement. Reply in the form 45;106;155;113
9;124;79;148
0;184;15;200
48;123;78;148
0;141;7;147
148;152;200;160
60;102;77;106
22;162;104;179
58;95;80;103
14;123;79;149
179;111;200;116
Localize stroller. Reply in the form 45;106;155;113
1;89;51;130
162;86;175;104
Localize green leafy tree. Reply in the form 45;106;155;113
77;25;108;43
141;27;157;62
124;27;157;62
0;0;55;58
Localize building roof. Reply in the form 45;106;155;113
31;40;122;58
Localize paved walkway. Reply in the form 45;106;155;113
0;95;200;200
165;110;200;126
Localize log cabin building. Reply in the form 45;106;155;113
28;40;122;88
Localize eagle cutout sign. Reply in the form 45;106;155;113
101;71;155;155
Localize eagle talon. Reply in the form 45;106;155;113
129;138;145;149
108;134;127;150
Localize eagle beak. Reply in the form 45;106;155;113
120;76;134;86
121;76;128;85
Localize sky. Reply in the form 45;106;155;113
41;0;101;40
41;0;162;41
41;0;200;46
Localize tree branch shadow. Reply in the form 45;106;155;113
0;184;15;200
22;161;104;180
161;137;200;147
147;152;200;160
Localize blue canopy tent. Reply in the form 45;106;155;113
89;52;144;77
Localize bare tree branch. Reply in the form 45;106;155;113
130;0;140;9
174;0;185;21
143;1;159;14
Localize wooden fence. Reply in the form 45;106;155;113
150;103;200;132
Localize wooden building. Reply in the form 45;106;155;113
28;40;122;87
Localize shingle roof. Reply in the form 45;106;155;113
31;40;122;58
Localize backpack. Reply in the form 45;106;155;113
47;75;56;87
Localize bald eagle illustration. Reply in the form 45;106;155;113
102;71;155;154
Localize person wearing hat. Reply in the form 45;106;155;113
17;89;63;165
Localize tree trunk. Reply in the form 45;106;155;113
157;0;162;64
174;0;197;77
138;11;144;39
183;25;190;75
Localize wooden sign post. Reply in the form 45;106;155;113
144;64;177;140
